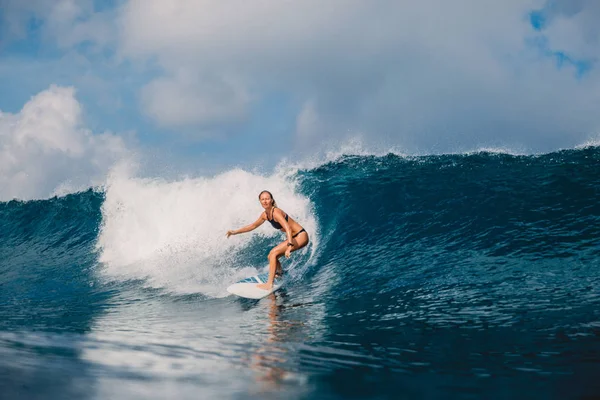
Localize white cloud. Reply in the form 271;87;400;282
47;0;116;50
115;0;600;152
295;101;320;142
0;0;51;39
140;71;250;128
533;0;600;60
293;99;337;153
0;85;130;201
0;0;114;51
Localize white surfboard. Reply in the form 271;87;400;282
227;271;284;299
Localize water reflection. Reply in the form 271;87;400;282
252;293;289;390
250;292;309;393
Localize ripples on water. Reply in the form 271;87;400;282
1;274;600;399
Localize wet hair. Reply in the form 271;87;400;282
258;190;277;208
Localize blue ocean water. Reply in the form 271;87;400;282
1;149;599;399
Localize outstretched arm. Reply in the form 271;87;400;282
226;214;266;238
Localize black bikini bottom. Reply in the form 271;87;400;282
292;228;306;239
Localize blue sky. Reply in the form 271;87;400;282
1;0;599;199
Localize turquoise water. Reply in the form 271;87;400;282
1;149;599;399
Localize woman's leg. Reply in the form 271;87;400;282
257;242;287;289
257;231;310;290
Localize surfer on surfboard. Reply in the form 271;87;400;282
226;191;309;290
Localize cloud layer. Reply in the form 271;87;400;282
0;85;129;200
1;0;600;169
117;0;600;152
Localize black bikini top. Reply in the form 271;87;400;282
267;207;288;230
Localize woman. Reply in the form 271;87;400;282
226;191;309;290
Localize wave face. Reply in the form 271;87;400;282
1;148;600;399
300;148;600;301
0;190;107;333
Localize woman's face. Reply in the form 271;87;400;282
259;193;273;208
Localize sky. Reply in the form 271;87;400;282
0;0;599;200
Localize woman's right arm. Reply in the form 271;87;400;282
226;214;266;238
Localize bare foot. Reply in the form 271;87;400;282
257;283;273;290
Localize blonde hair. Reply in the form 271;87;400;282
258;190;277;208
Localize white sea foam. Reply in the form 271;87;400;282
278;136;532;174
461;146;526;156
96;162;318;297
575;133;600;149
277;136;410;173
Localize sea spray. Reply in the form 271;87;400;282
96;164;318;296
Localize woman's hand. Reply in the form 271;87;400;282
285;247;292;258
226;230;236;238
